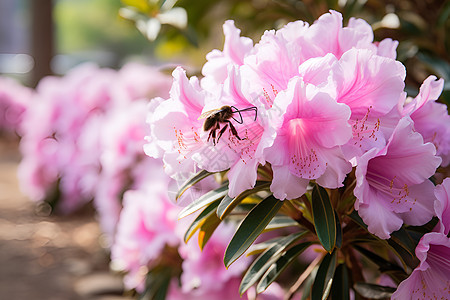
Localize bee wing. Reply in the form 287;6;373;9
198;108;220;120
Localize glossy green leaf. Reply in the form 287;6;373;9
224;195;284;268
239;232;306;294
330;264;349;300
256;242;312;293
311;184;336;253
178;184;228;219
311;250;337;300
198;213;222;250
246;236;290;256
264;216;299;231
353;282;396;299
184;200;220;243
175;169;214;200
216;181;270;219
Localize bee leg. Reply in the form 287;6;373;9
228;121;243;140
211;129;217;146
217;123;228;143
238;106;258;121
231;106;243;124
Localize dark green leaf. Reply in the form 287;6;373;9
265;216;299;231
353;245;405;274
353;282;396;299
311;249;337;300
176;169;214;200
240;232;307;294
184;200;220;243
387;239;419;270
224;195;284;268
216;181;270;219
178;184;228;219
334;211;342;249
390;227;417;256
256;242;312;293
348;209;368;229
247;236;291;256
198;213;221;250
349;210;417;271
312;184;336;253
331;264;349;300
140;267;172;300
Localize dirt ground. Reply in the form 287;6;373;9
0;138;131;300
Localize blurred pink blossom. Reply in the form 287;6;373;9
0;77;32;136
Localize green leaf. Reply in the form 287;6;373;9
348;209;368;229
216;181;270;219
246;236;291;256
256;242;312;293
184;200;220;243
353;245;405;275
390;227;417;256
175;169;214;200
331;264;349;300
198;213;222;250
349;210;417;271
178;184;228;219
224;195;284;268
311;184;336;253
264;216;299;231
334;211;342;249
311;250;337;300
239;232;307;294
353;282;396;299
140;267;172;300
300;267;318;300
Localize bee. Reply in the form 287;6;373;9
198;105;257;145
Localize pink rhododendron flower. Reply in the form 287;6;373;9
354;117;442;239
19;63;171;213
113;62;172;101
391;232;450;300
201;20;253;91
402;75;450;166
264;77;352;200
91;99;152;239
239;10;400;110
193;67;276;197
0;76;32;136
146;66;275;197
167;277;285;300
434;178;450;235
178;224;250;294
145;67;206;178
111;170;179;292
19;64;118;212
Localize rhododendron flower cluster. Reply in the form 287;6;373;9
146;9;446;238
18;63;171;213
144;10;449;299
0;76;32;136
